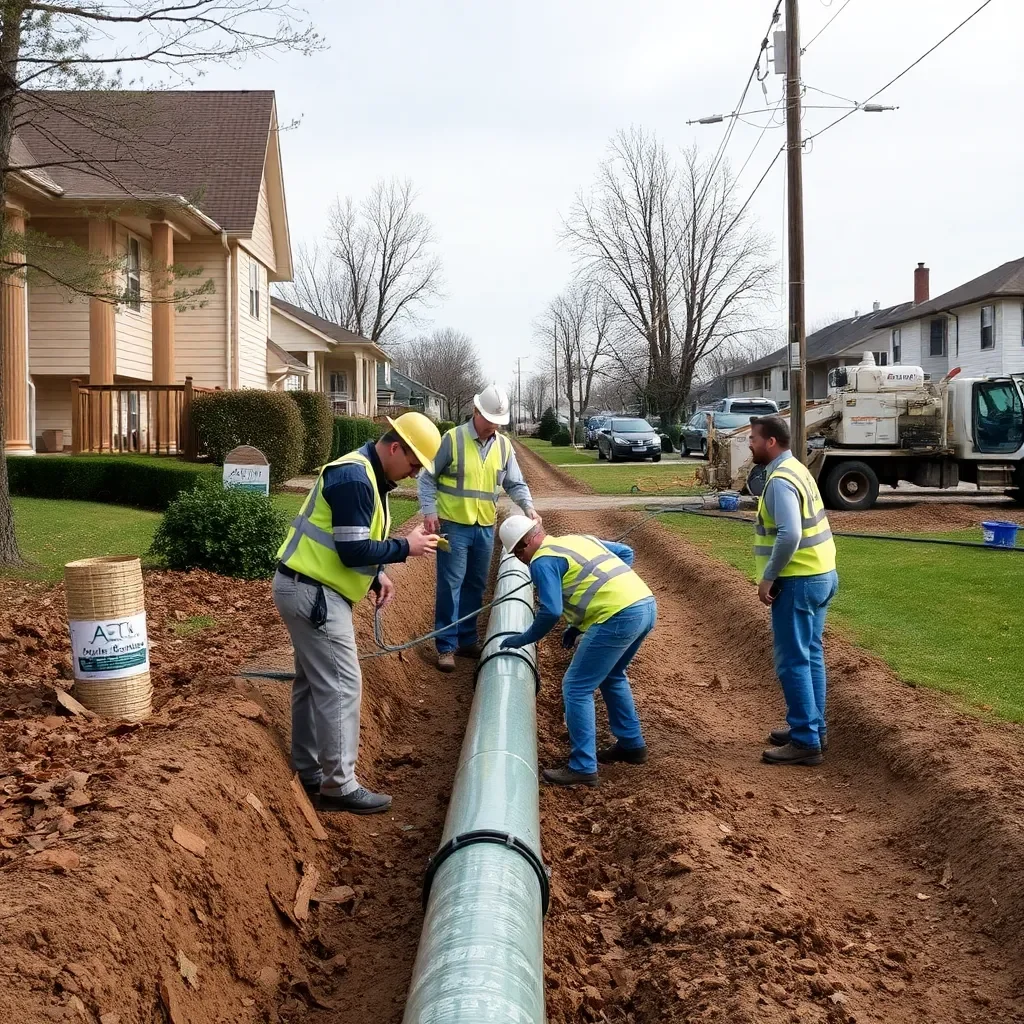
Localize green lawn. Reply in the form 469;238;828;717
518;437;598;465
658;512;1024;721
565;463;704;496
8;495;419;582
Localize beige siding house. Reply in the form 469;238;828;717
2;89;293;453
269;298;388;417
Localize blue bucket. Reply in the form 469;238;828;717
719;491;740;512
981;520;1019;548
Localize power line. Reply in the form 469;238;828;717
805;0;996;144
734;97;785;181
727;144;785;237
801;0;854;53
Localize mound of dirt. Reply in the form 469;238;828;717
832;500;1024;534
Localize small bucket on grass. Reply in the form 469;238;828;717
64;556;151;721
980;521;1019;549
718;491;740;512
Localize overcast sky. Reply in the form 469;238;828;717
202;0;1020;387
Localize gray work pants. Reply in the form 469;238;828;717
272;572;362;797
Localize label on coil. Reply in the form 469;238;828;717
69;613;149;680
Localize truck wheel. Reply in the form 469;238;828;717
823;461;879;512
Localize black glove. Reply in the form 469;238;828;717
561;627;581;650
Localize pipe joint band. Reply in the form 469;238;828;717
474;632;541;694
423;829;550;915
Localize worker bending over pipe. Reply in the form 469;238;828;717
498;516;656;787
273;413;443;815
418;384;540;673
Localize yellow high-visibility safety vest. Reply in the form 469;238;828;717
531;534;652;633
277;450;390;603
435;424;511;527
753;457;836;579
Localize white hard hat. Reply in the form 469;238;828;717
499;514;537;553
473;383;511;426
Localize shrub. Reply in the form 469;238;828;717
537;407;559;441
551;427;572;447
331;416;382;460
150;485;288;579
192;390;304;485
289;392;333;473
665;424;682;451
6;455;218;511
436;420;456;436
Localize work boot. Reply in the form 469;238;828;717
318;787;392;815
542;767;600;787
768;727;829;752
762;742;823;767
437;652;455;673
597;742;649;765
456;641;483;659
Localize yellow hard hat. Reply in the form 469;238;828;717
387;412;442;475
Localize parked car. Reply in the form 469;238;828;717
584;415;610;449
597;417;662;462
717;397;779;415
680;398;780;459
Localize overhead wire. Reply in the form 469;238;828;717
805;0;997;145
801;0;854;53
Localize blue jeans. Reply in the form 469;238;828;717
562;596;656;774
435;519;495;653
770;570;839;749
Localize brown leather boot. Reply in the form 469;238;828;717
437;652;456;672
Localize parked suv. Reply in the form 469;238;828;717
597;417;662;462
584;415;610;449
680;399;779;458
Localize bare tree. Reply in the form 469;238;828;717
0;1;323;567
276;240;349;324
522;372;549;422
564;128;775;427
404;328;482;422
535;283;610;442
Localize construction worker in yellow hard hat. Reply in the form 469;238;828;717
273;412;442;815
418;384;541;673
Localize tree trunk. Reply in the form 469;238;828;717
0;5;25;566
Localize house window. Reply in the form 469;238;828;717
872;351;889;366
125;236;141;312
981;305;995;349
762;373;771;391
929;319;947;357
781;370;789;392
329;371;347;395
384;362;391;385
248;257;260;319
284;374;303;391
891;328;901;363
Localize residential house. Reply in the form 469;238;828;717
376;364;447;421
269;298;386;416
3;89;292;454
876;258;1024;380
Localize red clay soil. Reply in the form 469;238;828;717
830;500;1024;534
513;439;594;495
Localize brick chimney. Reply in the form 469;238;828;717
914;262;930;304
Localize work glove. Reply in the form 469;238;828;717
500;635;527;651
561;627;581;650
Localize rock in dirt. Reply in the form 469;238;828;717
312;885;356;907
290;775;328;841
26;849;79;872
158;976;185;1024
258;966;281;991
667;853;696;875
152;884;175;920
267;884;300;928
176;950;199;990
55;690;96;719
99;1014;121;1024
294;862;321;922
881;978;907;995
761;982;790;1005
245;793;268;820
231;700;265;721
171;824;207;858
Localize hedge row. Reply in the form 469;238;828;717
7;455;218;511
192;391;304;485
289;392;333;473
331;416;382;460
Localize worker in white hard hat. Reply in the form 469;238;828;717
418;384;541;672
274;413;443;815
497;515;655;787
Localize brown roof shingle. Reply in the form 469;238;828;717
13;90;275;233
271;297;378;347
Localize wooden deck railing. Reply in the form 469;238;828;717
70;377;213;458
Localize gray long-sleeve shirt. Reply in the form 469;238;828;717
418;422;535;518
760;450;803;581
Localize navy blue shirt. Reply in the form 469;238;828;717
322;442;410;582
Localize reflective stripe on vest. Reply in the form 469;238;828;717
532;534;652;632
435;424;510;527
753;459;837;579
276;450;390;601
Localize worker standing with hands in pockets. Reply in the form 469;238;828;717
418;385;541;672
749;415;839;767
273;413;442;815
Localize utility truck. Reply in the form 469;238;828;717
701;353;1024;511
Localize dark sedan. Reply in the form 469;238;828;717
597;417;662;462
680;411;753;458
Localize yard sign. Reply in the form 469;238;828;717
223;445;270;495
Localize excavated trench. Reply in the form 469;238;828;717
3;450;1024;1023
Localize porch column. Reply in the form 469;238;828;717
2;208;32;453
88;218;115;384
354;353;363;414
150;222;175;383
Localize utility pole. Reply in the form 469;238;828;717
552;331;559;419
785;0;807;463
